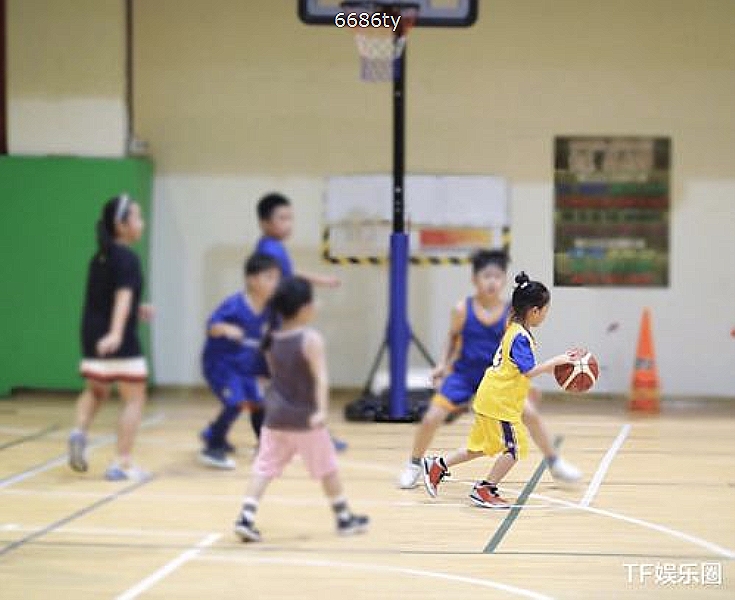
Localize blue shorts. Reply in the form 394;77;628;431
436;371;484;408
204;366;263;409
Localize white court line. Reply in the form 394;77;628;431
115;532;221;600
0;412;165;490
196;555;554;600
579;423;632;508
515;488;735;560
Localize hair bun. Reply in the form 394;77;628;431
514;271;530;287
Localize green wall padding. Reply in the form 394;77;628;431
0;157;154;396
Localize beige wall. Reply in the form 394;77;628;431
137;0;735;395
8;0;126;155
135;0;735;178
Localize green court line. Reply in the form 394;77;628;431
483;435;563;554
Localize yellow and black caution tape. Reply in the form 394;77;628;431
321;227;511;266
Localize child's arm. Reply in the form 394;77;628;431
511;334;580;380
97;289;133;356
206;297;245;341
295;270;341;289
524;348;586;379
524;353;572;379
208;322;245;342
303;329;329;427
431;300;466;386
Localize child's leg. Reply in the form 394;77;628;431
468;451;518;508
201;370;244;449
249;407;264;441
398;388;468;489
74;380;111;431
484;451;517;486
243;378;265;442
114;380;147;469
444;447;484;468
414;378;472;461
207;404;242;448
235;472;272;542
69;380;111;472
200;402;241;469
522;390;556;459
235;427;294;542
421;405;487;497
469;419;528;508
411;403;451;461
421;447;483;497
320;470;369;534
522;390;581;483
245;472;272;502
297;427;368;534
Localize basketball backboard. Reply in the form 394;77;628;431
298;0;477;27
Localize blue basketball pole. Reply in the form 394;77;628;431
388;24;410;419
388;232;410;418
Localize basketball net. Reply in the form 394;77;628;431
350;5;417;82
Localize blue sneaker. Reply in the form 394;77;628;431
104;463;150;482
331;435;348;453
68;431;88;472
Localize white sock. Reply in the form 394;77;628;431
241;497;259;521
330;496;351;521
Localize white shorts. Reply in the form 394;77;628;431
80;357;148;383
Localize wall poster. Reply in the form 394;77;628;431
554;136;670;287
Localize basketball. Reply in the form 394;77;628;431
554;353;599;392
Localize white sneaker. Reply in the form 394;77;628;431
199;448;236;470
397;462;422;489
104;463;151;482
549;457;581;483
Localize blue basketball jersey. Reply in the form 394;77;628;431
202;292;271;375
255;236;294;278
451;297;510;377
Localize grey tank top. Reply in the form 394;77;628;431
263;329;316;430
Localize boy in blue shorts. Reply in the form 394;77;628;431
398;250;581;488
199;253;281;469
254;192;348;452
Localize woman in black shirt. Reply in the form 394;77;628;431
69;195;153;481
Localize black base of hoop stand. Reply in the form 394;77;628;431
344;329;435;423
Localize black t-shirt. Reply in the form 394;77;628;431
81;243;143;358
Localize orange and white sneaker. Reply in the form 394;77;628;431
469;482;511;509
421;456;450;497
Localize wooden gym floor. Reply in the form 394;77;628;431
0;390;733;599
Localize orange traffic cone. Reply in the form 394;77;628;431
629;308;660;413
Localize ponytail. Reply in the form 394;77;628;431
260;294;282;352
261;329;274;353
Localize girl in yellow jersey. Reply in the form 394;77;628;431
422;272;584;508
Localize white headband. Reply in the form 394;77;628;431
115;194;131;222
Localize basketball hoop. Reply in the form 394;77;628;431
342;2;418;82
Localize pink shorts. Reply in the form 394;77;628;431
253;426;338;480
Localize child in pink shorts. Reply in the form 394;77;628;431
234;277;369;542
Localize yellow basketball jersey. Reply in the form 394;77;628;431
472;322;536;422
